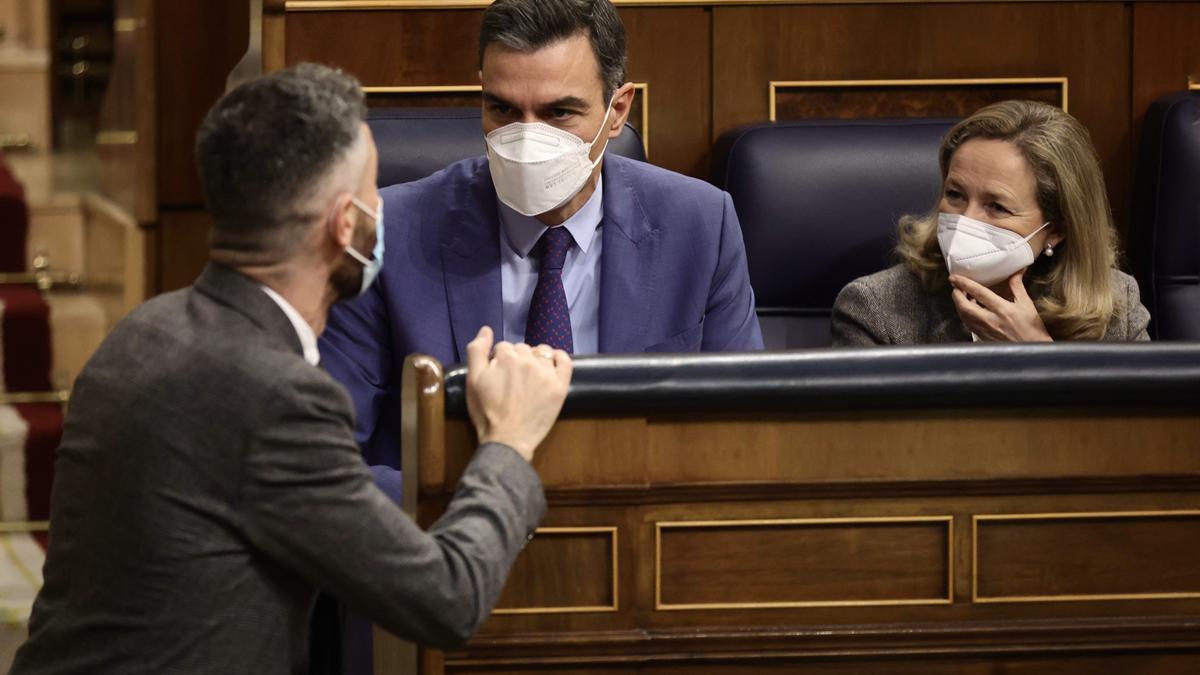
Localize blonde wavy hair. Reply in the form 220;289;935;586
896;100;1120;340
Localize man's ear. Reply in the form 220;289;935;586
608;82;636;138
328;193;357;249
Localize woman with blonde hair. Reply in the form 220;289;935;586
831;100;1149;345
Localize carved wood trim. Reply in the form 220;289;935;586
403;355;445;500
492;526;620;615
655;515;953;610
450;616;1200;666
464;475;1200;506
972;510;1200;604
769;76;1070;120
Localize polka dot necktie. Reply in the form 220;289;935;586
524;226;574;354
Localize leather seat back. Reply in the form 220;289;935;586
713;119;956;348
1132;92;1200;340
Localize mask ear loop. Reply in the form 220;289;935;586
1005;221;1051;251
587;95;619;169
344;196;377;266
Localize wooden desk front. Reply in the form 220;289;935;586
381;351;1200;674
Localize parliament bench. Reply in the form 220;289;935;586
379;344;1200;674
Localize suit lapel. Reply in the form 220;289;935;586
598;157;658;353
442;163;504;362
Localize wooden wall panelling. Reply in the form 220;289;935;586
152;0;250;294
770;77;1068;121
282;7;709;177
655;516;952;609
493;527;618;615
263;0;286;73
447;654;1200;675
974;511;1200;603
712;2;1136;240
426;409;1200;663
1131;3;1200;150
620;7;710;176
473;411;1200;489
156;0;249;208
97;0;157;225
157;209;214;292
284;9;484;84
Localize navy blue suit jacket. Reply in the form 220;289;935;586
320;154;762;491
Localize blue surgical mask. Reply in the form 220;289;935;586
345;196;384;296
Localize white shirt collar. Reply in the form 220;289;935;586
498;174;604;258
258;285;320;366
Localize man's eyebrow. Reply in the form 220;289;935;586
541;96;590;110
482;91;515;107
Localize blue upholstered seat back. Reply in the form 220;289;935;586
1133;92;1200;340
713;119;956;348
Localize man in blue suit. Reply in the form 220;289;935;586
321;0;762;490
318;1;761;671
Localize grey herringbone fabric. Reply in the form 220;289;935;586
12;263;545;674
831;263;1151;345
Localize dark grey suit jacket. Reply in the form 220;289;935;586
831;263;1152;345
11;263;545;674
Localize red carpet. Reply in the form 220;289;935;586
14;403;60;549
0;287;52;394
0;153;28;274
1;154;55;551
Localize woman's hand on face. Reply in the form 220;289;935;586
949;271;1053;342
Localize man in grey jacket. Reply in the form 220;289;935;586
10;63;572;674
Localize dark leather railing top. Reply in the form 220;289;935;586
442;343;1200;416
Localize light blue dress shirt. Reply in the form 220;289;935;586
498;176;603;354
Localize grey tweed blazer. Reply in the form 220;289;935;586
12;263;545;675
831;263;1151;346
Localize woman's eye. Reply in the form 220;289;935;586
944;189;963;200
988;202;1013;215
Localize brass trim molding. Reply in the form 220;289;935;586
0;133;33;150
0;521;50;533
769;76;1070;121
0;391;70;405
972;510;1200;604
492;526;619;615
96;130;139;146
1189;76;1199;92
655;516;954;611
113;17;144;33
363;83;651;158
363;85;482;95
0;271;83;290
632;82;650;158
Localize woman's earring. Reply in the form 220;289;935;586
1044;243;1055;257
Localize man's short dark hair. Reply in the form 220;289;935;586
479;0;627;103
195;63;367;262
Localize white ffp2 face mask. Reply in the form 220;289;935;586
485;98;615;217
937;213;1050;287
